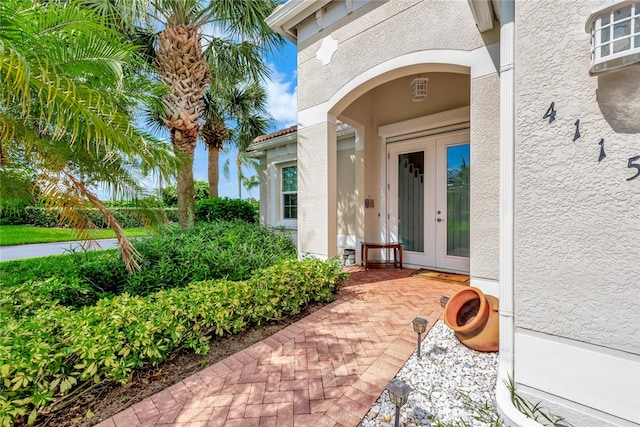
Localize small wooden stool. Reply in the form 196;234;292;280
360;242;403;269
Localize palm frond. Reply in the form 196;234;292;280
204;38;271;83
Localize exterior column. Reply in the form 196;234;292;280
495;1;542;426
354;124;366;262
297;115;338;259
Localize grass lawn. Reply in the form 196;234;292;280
0;225;150;246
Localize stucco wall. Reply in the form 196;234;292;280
262;142;296;228
470;73;500;281
514;0;640;355
296;122;337;257
513;1;640;424
257;158;268;225
337;146;356;238
293;0;501;269
297;0;498;111
336;93;383;244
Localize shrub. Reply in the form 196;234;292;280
195;197;256;223
1;222;298;305
0;206;179;228
0;250;116;308
0;199;28;225
161;180;210;206
0;258;346;426
122;222;296;295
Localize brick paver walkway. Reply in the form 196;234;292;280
96;268;465;427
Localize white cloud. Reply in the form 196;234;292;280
265;67;297;129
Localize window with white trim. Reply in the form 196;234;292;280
587;1;640;74
281;165;297;220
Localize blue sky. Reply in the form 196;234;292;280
191;40;298;199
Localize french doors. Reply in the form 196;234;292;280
387;131;470;272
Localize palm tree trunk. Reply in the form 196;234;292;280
208;145;219;198
236;155;242;199
173;130;196;228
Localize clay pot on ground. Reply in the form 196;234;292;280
444;287;499;352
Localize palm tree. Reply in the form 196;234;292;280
0;0;177;271
201;77;271;198
104;0;283;227
242;174;260;200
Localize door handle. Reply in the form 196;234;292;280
437;218;443;222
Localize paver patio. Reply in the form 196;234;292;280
96;267;466;427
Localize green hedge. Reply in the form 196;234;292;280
0;205;178;228
0;258;346;426
195;197;256;223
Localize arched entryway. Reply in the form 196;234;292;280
328;67;472;273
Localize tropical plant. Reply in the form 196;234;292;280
201;77;271;198
0;0;178;271
0;258;345;426
224;151;262;199
100;0;284;227
195;197;256;224
242;174;260;199
161;179;210;206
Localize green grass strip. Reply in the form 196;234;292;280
0;225;150;246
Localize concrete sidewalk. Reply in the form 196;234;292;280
96;268;465;427
0;239;119;262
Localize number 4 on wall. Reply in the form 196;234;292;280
543;102;557;123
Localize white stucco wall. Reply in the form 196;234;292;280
470;73;501;283
290;0;501;276
297;0;498;110
336;144;357;241
255;132;356;253
514;1;640;425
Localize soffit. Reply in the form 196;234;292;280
266;0;332;43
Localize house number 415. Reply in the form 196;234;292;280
543;102;639;181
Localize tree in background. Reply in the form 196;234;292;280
202;78;271;198
101;0;283;227
242;175;260;200
0;0;177;271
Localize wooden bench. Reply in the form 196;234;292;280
360;242;403;269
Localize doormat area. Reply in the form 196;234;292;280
410;268;470;285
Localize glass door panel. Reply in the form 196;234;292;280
398;152;424;252
446;144;470;257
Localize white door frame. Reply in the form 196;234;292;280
386;132;470;272
379;107;470;271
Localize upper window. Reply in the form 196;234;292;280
587;1;640;74
281;165;297;220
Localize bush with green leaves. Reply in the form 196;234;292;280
0;205;179;228
195;197;256;223
0;258;346;426
121;221;296;295
161;180;210;206
1;222;298;305
0;199;28;225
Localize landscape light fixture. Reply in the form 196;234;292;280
386;379;412;427
439;296;450;308
412;317;428;358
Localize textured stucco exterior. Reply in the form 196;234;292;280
513;1;640;424
252;131;356;251
336;146;357;239
470;74;501;281
514;0;640;356
293;0;501;279
266;0;640;425
297;0;498;110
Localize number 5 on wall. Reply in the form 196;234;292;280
627;156;640;181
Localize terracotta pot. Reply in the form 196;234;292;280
443;287;499;352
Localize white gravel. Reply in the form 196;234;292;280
360;320;499;427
